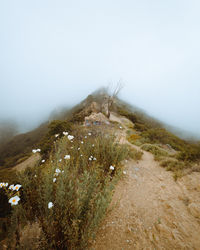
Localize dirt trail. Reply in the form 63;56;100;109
91;113;200;250
14;153;41;172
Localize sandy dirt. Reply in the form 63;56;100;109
91;113;200;250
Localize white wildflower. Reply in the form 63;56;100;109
70;146;73;149
63;131;68;136
62;170;64;173
81;141;84;144
55;168;61;174
9;196;20;206
59;159;62;162
93;157;97;161
55;134;59;138
85;136;87;138
78;147;80;150
5;183;8;187
48;202;54;209
88;132;92;136
123;171;127;175
9;184;14;190
53;178;56;183
68;135;74;141
36;149;41;152
32;149;37;153
92;144;94;147
34;175;37;178
13;184;22;191
110;165;115;171
41;159;45;163
0;183;4;188
64;155;70;160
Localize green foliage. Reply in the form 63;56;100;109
160;159;192;180
116;102;200;162
6;131;128;249
39;120;72;157
141;144;169;159
127;146;143;161
47;120;72;137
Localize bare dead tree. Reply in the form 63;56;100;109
106;80;124;118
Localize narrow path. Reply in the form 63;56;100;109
91;118;200;249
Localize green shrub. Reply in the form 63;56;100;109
39;120;72;157
141;144;169;158
6;132;129;249
127;147;143;161
160;159;192;180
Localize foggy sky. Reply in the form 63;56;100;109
0;0;200;138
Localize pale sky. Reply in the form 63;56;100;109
0;0;200;138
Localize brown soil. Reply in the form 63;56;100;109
13;153;41;172
91;113;200;250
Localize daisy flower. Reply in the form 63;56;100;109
55;168;61;174
0;183;4;188
53;178;56;183
63;131;68;136
13;184;22;191
68;135;74;141
41;159;45;163
9;196;20;206
110;166;115;171
64;155;70;160
55;134;59;138
9;184;15;190
48;202;54;209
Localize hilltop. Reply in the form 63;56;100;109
0;89;200;249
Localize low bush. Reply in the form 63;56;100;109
4;131;129;249
127;147;143;161
160;159;192;180
141;144;169;159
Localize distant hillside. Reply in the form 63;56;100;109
0;122;48;168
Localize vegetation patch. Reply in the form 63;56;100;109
1;129;130;249
141;144;169;159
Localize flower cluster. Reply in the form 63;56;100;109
88;156;97;161
63;131;69;136
1;182;22;206
32;148;41;153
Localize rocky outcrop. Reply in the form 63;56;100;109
84;112;110;126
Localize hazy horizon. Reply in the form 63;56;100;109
1;1;200;138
